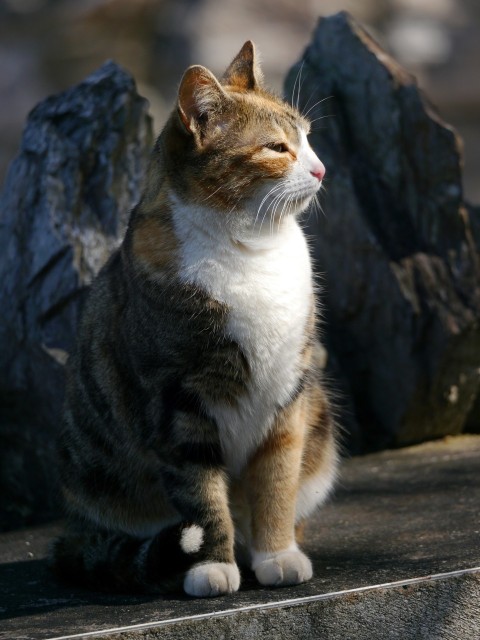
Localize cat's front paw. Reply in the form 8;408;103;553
252;548;313;587
184;562;240;597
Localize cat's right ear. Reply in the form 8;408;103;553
177;65;228;141
222;41;263;91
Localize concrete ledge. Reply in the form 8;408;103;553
47;568;480;640
1;435;480;639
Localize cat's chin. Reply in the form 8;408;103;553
247;197;314;233
266;194;316;222
281;194;315;218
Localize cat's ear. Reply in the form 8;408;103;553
222;40;263;91
177;65;228;139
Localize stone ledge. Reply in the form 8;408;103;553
1;435;479;640
46;568;480;640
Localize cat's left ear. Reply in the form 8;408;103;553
222;40;263;91
178;65;229;140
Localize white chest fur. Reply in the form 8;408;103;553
173;204;313;474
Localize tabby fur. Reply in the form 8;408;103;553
51;41;338;597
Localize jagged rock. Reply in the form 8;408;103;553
0;61;152;530
285;12;480;451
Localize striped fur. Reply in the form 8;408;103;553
52;41;338;597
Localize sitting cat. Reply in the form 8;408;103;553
51;41;338;598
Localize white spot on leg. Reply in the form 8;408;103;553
180;525;204;554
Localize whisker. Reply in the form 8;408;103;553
278;193;292;228
296;61;305;112
257;182;286;213
254;182;286;228
271;191;286;234
290;61;304;111
260;189;285;236
266;192;285;235
313;190;326;220
201;184;223;203
303;95;334;118
308;114;335;125
296;78;334;115
226;193;244;218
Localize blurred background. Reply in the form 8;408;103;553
0;0;479;202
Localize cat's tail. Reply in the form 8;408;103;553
50;522;206;593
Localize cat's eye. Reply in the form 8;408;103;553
265;142;289;154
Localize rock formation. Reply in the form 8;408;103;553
285;12;480;451
0;61;152;529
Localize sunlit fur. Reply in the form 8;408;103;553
51;41;337;598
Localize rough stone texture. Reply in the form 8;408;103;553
91;574;480;640
0;61;153;531
1;435;479;639
285;12;480;452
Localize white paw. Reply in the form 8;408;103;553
183;562;240;597
252;548;313;587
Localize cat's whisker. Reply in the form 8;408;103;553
310;191;326;221
308;114;335;125
302;95;333;120
256;183;285;221
255;183;284;219
292;193;300;222
317;195;327;219
260;193;279;235
296;61;305;112
260;189;285;236
290;64;299;110
278;194;289;223
276;190;292;232
270;189;288;233
278;193;292;228
255;182;287;231
201;185;224;203
290;61;304;112
299;83;331;117
306;194;317;224
227;193;244;217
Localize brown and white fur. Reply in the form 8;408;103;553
51;41;338;597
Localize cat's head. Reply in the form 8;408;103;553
163;41;325;234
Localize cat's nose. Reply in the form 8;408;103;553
310;162;325;181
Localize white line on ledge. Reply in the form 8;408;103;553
46;565;480;640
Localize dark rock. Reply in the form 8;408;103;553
0;61;153;530
285;12;480;451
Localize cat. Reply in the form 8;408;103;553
51;40;338;598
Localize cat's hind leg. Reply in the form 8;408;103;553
296;378;338;524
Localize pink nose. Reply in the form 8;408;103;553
311;162;326;181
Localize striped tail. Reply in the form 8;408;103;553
50;522;206;593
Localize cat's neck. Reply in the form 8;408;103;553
168;190;299;255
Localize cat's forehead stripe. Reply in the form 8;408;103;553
227;94;304;146
232;91;303;125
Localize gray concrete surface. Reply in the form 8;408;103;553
1;435;479;639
